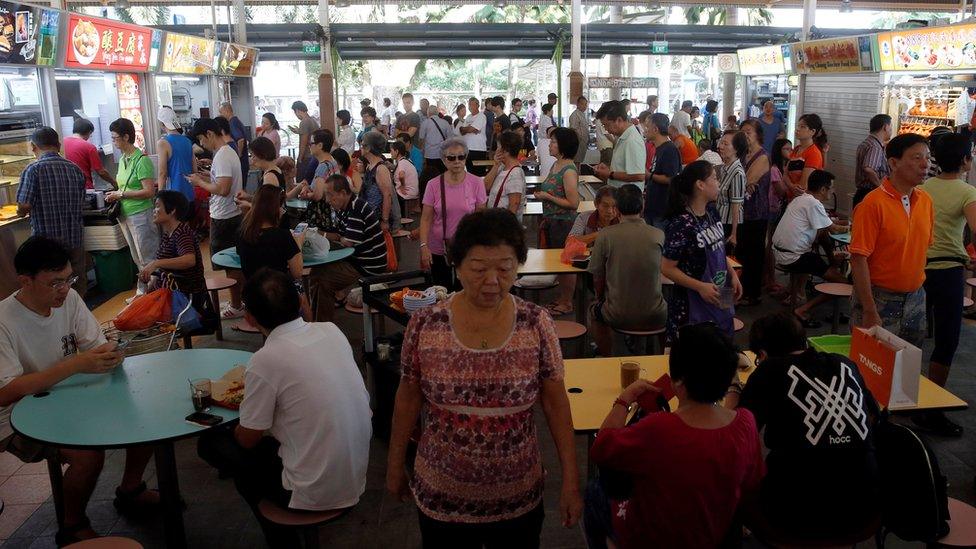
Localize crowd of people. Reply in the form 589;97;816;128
1;83;972;548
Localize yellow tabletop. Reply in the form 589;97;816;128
519;248;584;275
522;174;600;185
578;201;595;213
473;160;495;167
579;174;601;184
564;354;968;432
525;176;543;185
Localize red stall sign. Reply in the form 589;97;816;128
64;14;151;71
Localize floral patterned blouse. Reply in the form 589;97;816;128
542;163;577;221
401;295;564;523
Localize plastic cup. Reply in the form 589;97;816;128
191;378;212;412
620;361;641;389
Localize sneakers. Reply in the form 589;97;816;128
911;411;964;437
220;303;245;319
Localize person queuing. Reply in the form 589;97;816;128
219;102;250;181
484;130;528;221
536;128;581;316
716;131;747;249
390;141;419;218
850;133;934;349
569;96;590;164
662;161;743;342
459;96;488;173
452;103;466;133
397;132;425;176
584;322;764;549
290;100;319;168
190;117;245;319
379;97;395;136
16;127;88;296
309;174;387;321
387;209;582;547
915;133;976;436
853;114;893;209
701;99;721;143
293;129;341;231
400;92;422;138
510;97;524;125
737;119;771;307
105;118;158;296
786;114;827;200
255;112;282;157
594;100;646;190
764;138;793;295
199;268;371;548
588;184;667;357
358;131;400;232
525;99;538;141
482;97;496;153
537;125;557;179
156;107;196;204
772;170;850;325
64;118;116;190
757;101;786;154
689;106;703;142
672;100;694;138
418;104;456;192
538;102;555;143
490;96;511;145
728;312;880;543
0;237;159;546
643;113;681;230
669;123;699;167
419;137;487;289
358;106;380;146
335;109;356;154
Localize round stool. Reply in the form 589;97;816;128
66;537;143;548
258;500;347;549
733;318;745;333
513;278;558;305
937;497;976;547
206;276;236;341
344;303;378;315
400;217;414;226
815;282;853;334
966;277;976;289
965;297;974;308
555;320;587;358
614;327;667;355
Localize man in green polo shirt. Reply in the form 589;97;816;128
594;100;647;191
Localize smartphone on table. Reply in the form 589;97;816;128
185;412;223;427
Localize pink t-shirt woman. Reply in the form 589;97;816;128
394;158;419;201
422;172;486;256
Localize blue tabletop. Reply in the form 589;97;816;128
11;349;252;448
211;246;354;270
285;199;308;209
831;232;851;245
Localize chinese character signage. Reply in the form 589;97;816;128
0;1;40;65
35;9;59;66
737;45;785;76
587;77;658;88
65;14;152;71
116;73;145;149
216;41;258;77
878;24;976;72
790;36;875;73
161;32;216;75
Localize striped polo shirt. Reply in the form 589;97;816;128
337;196;387;275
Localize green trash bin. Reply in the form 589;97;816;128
92;248;137;296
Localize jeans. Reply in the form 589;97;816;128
417;503;544;549
925;266;965;367
118;207;159;294
851;285;927;348
736;219;768;300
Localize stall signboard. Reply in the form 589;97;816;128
737;45;785;76
35;8;59;66
116;73;145;150
216;41;258;77
0;1;41;65
161;32;216;75
148;29;162;71
65;15;152;71
790;36;875;73
588;76;658;88
878;24;976;72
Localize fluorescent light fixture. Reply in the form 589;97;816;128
469;40;518;46
376;41;427;47
171;76;201;82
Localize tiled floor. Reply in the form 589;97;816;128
2;234;975;548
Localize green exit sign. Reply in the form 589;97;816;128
303;41;321;54
651;40;669;54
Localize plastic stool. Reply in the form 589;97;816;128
257;500;347;549
937;497;976;547
206;276;236;341
613;327;666;355
965;297;974;308
733;318;745;333
815;282;853;334
554;320;587;357
66;538;143;548
513;278;558;305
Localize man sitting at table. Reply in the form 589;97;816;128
308;174;387;322
198;268;371;547
0;236;159;545
771;169;850;327
588;184;667;356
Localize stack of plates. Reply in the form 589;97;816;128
84;225;127;251
403;292;437;313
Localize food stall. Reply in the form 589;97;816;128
215;41;258;134
153;31;218;130
876;24;976;138
736;45;792;127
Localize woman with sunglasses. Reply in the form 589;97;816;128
419;137;486;289
726;311;880;543
535;127;581;316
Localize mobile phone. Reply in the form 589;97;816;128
185;412;223;427
294;222;309;234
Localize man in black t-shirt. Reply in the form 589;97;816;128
643;112;681;229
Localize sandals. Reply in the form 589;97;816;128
545;302;574;316
55;517;96;547
113;481;162;517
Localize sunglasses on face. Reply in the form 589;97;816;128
445;154;467;162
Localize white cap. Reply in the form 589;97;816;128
158;106;180;131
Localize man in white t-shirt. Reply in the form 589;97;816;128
379;97;395;136
772;170;850;324
672;100;694;138
198;269;371;547
460;96;488;172
0;237;159;544
190;118;245;318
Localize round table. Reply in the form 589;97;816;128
12;349;252;548
211;246;354;270
285;198;308;210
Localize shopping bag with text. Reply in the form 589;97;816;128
849;326;921;410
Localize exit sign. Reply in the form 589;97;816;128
651;40;669;54
303;41;321;54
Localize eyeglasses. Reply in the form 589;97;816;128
444;154;467;162
50;275;79;291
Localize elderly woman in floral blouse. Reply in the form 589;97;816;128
386;208;582;548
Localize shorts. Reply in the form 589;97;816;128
781;252;829;278
210;215;242;254
0;433;55;463
851;285;927;348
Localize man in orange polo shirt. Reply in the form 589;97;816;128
850;133;934;347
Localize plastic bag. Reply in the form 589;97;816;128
304;230;331;256
560;236;588;264
384;230;398;272
172;290;203;332
114;288;172;331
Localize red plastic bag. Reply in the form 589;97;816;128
114;288;173;331
384;230;398;272
560;236;588;264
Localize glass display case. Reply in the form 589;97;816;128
0;65;42;213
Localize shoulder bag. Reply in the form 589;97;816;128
492;166;519;208
440;175;453;265
107;150;144;221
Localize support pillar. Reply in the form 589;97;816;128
721;8;738;123
568;0;583;114
608;6;623;101
796;0;816;118
317;0;337;135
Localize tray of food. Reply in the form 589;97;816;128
211;365;246;410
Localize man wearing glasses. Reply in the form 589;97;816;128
16;127;88;296
0;237;158;545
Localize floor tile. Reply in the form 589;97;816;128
0;503;41;539
0;453;25;477
0;475;51;505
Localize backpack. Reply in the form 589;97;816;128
874;415;950;543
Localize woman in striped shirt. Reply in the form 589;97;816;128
717;131;747;253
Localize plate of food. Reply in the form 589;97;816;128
71;19;98;65
211;365;245;410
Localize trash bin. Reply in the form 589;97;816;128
92;248;137;296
